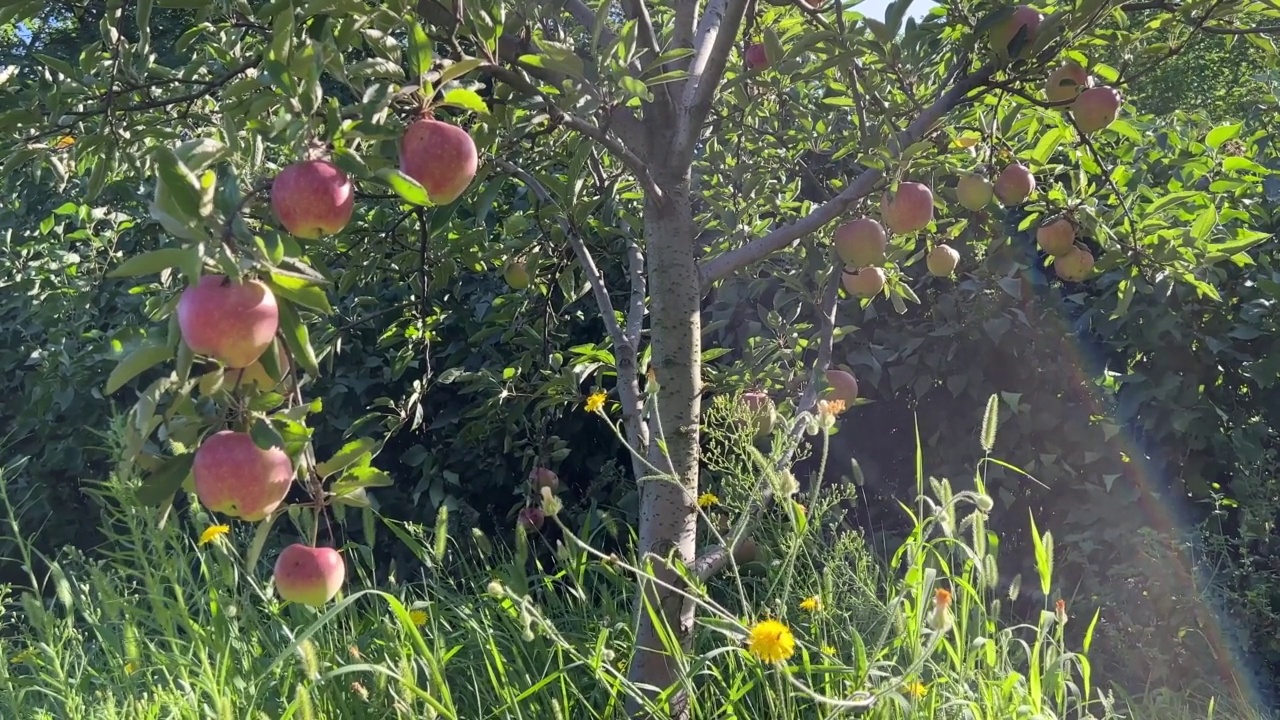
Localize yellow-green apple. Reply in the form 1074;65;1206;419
1045;60;1093;104
1036;215;1076;256
1054;246;1095;281
956;173;994;211
193;430;294;521
400;118;478;205
178;275;279;369
503;260;530;289
927;244;960;277
842;266;886;297
741;391;777;439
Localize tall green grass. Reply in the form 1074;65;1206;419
0;398;1247;719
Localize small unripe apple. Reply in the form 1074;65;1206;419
194;430;294;521
989;5;1045;60
741;391;777;439
270;159;355;240
178;275;279;369
745;43;769;72
927;244;960;277
994;163;1036;206
842;266;886;298
1036;216;1076;256
1045;60;1093;104
1054;247;1095;282
956;173;994;211
1072;86;1123;134
518;507;546;532
824;369;859;406
503;261;530;290
400;118;479;205
832;218;887;266
274;544;345;606
529;467;560;493
880;182;934;234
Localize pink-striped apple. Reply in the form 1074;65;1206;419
989;5;1044;60
1036;216;1076;256
274;544;345;606
994;163;1035;206
193;430;294;521
177;275;279;369
270;159;354;240
1055;247;1095;281
842;266;886;298
833;218;887;266
881;182;934;234
1045;60;1093;104
400;118;478;205
824;369;859;406
1073;86;1123;134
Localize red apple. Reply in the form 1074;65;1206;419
989;5;1045;60
193;430;294;521
956;173;994;211
1055;246;1095;282
518;507;546;532
880;182;934;234
400;118;479;205
824;369;859;406
1036;216;1076;256
842;266;886;298
927;244;960;277
994;163;1036;206
270;159;354;240
529;467;560;493
1072;86;1123;134
274;544;345;606
833;218;887;266
745;43;769;72
178;275;279;369
1045;60;1093;104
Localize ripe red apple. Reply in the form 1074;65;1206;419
927;244;960;277
400;118;478;205
178;275;279;369
274;544;345;606
833;218;887;266
956;173;994;211
193;430;294;521
994;163;1036;206
1054;246;1095;282
529;467;560;493
1045;60;1093;104
741;391;777;439
842;266;886;298
503;261;530;290
1036;216;1076;256
824;369;859;406
1072;86;1123;134
880;182;934;234
518;507;546;532
270;159;354;240
989;5;1044;60
745;43;769;72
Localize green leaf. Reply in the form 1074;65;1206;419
517;45;585;80
377;167;431;206
108;247;197;279
438;87;490;115
278;301;320;376
245;511;281;570
106;344;173;395
763;27;786;64
135;453;194;507
1189;204;1217;242
435;58;487;88
249;414;285;451
34;53;76;80
1206;229;1271;256
154;147;205;222
332;466;394;495
316;437;379;479
407;17;432;81
1205;123;1241;150
268;276;333;315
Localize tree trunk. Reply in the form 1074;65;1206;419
627;166;702;718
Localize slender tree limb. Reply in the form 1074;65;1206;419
676;0;750;163
697;60;997;287
621;0;663;56
625;235;647;346
692;261;842;580
1201;23;1280;35
673;0;700;60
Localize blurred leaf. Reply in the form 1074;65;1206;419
106;344;173;395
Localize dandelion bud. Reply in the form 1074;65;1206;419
486;580;505;598
928;588;954;633
540;485;563;516
974;494;994;513
1054;599;1068;626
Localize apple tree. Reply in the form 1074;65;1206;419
2;0;1277;713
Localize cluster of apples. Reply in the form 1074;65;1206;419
175;116;479;607
833;183;960;300
739;367;859;440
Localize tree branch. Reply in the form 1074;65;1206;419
675;0;750;163
693;260;842;581
621;0;663;56
697;61;997;287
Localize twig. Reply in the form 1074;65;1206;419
1065;113;1156;270
697;60;998;287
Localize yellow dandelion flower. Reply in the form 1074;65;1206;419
746;619;795;663
409;609;428;627
54;135;76;149
697;492;719;509
124;660;139;675
904;681;927;698
10;647;36;665
821;645;837;657
584;390;607;413
799;595;821;612
199;524;230;546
